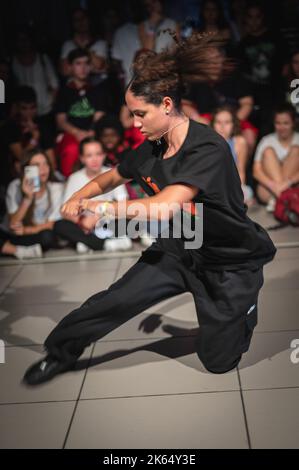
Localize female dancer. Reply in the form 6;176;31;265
24;34;276;385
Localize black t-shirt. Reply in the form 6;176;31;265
185;72;252;114
117;120;276;271
54;81;108;130
238;31;285;88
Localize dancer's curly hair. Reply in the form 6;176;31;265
128;31;233;108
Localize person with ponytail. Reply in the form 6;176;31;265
24;33;276;386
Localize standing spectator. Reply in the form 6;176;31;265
211;105;255;206
55;48;107;177
12;27;58;118
253;104;299;211
55;137;132;253
4;149;64;252
238;3;286;135
138;0;180;53
60;8;108;80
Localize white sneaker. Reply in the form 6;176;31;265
15;244;43;259
103;237;133;252
266;197;276;213
76;242;93;254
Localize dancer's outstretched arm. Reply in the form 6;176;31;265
61;167;131;217
77;182;199;221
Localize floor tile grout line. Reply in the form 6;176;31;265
234;385;299;392
0;265;23;296
66;388;242;400
62;261;123;449
237;367;251;450
62;344;96;449
0;399;78;406
0;389;245;408
1;385;299;407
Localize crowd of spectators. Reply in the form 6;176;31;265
0;0;299;259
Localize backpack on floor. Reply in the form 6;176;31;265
273;187;299;227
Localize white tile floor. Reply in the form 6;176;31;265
0;206;298;448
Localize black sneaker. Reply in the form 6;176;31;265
22;355;75;386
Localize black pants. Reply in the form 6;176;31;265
54;219;105;251
44;249;264;374
0;227;55;252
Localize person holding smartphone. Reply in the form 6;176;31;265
3;149;64;254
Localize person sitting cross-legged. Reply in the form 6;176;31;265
54;137;132;253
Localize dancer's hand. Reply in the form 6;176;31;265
61;198;81;217
78;199;100;214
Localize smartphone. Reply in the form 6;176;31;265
24;165;40;192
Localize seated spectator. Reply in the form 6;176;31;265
253;104;299;211
3;149;64;254
211;106;255;206
1;86;56;179
55;48;107;177
55;137;132;253
182;46;257;154
138;0;180;52
60;8;107;80
96;115;144;199
96;115;128;167
0;230;42;260
12;26;58;118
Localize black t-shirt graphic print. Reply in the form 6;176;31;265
117;120;276;271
